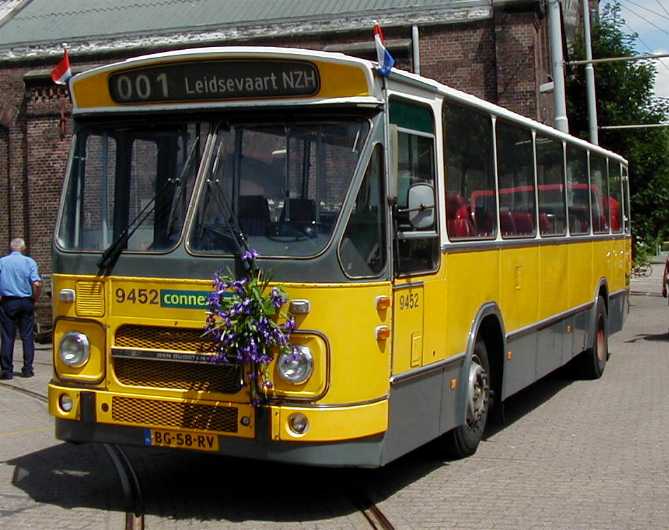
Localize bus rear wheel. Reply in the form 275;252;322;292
580;296;608;379
443;339;490;459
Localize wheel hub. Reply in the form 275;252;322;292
596;325;606;362
466;356;489;426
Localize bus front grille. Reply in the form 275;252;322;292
115;325;215;353
111;396;238;433
113;357;243;394
76;281;105;317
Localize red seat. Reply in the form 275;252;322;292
500;211;515;236
512;211;535;235
539;213;552;233
446;193;475;238
609;198;621;231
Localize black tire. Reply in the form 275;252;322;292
443;339;491;459
580;296;608;379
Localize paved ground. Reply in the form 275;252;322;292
0;266;668;529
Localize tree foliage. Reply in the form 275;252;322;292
566;1;669;245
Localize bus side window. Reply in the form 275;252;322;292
536;134;566;236
339;144;386;277
444;101;496;240
389;97;439;275
622;166;630;234
609;160;623;233
590;153;609;234
566;145;590;235
495;120;536;238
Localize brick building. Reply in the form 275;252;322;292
0;0;589;279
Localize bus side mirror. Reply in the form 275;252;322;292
387;124;399;200
407;183;435;229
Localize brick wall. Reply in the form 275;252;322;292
420;21;497;102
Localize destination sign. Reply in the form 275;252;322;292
108;60;320;103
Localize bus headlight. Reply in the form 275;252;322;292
59;332;90;367
277;346;313;384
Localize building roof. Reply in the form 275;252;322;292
0;0;496;61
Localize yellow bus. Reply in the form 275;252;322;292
49;47;630;466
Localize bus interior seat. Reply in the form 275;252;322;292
280;198;317;228
500;210;515;236
609;198;621;231
539;212;552;233
512;211;535;235
238;195;271;236
446;193;475;238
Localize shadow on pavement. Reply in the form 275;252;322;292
121;443;448;523
7;436;445;523
483;365;574;440
624;331;669;343
7;370;578;524
641;332;669;342
7;442;126;512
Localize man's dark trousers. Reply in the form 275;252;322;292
0;297;35;375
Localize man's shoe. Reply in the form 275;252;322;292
0;373;13;380
21;370;34;378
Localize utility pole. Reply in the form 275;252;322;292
583;0;598;144
547;0;569;133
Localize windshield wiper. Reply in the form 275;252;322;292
97;176;179;272
203;126;252;262
97;137;200;272
206;177;251;260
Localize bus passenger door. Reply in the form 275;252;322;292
388;98;442;376
393;281;425;373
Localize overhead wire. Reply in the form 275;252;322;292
655;0;669;19
621;0;669;24
618;1;669;74
619;2;669;37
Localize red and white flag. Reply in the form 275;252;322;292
51;48;72;85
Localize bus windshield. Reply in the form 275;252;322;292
189;118;370;257
58;121;207;252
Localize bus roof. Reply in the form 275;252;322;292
387;67;629;166
70;46;627;166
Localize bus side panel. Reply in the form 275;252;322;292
608;291;626;335
445;249;500;357
499;246;539;331
383;370;444;464
612;238;625;293
539;242;569;320
536;318;569;380
502;333;537;399
592;239;610;294
568;240;593;352
606;237;627;335
499;246;539;399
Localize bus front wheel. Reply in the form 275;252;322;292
443;338;490;459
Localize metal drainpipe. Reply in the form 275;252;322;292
583;0;598;144
412;25;420;75
4;126;11;246
547;0;569;133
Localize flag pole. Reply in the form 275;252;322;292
60;42;70;138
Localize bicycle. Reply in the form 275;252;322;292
631;261;653;278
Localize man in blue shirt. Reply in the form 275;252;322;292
0;238;42;379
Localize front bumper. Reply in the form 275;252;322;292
49;383;388;467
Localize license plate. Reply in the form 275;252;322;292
144;428;219;452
